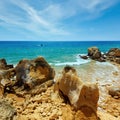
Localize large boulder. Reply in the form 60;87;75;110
107;48;120;57
56;66;99;114
106;48;120;64
15;57;55;88
88;47;101;59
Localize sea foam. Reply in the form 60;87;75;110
54;54;90;66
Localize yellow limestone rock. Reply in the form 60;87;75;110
56;66;99;114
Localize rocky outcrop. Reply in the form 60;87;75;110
107;48;120;57
106;48;120;64
80;47;120;64
80;47;106;62
56;66;99;115
0;59;13;70
0;59;15;95
0;57;55;96
15;57;55;88
88;47;101;59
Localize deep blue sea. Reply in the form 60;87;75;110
0;41;120;66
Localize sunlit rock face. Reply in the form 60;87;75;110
0;57;55;96
107;48;120;57
56;66;99;113
106;48;120;64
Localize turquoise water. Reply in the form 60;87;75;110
0;41;120;66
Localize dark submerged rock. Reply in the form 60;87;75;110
79;55;88;59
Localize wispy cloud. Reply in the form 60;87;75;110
40;0;119;21
0;0;119;40
0;0;68;37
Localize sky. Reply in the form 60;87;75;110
0;0;120;41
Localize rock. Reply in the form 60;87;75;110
88;47;101;59
0;68;16;94
107;48;120;57
0;58;13;70
0;100;16;120
15;57;55;88
106;48;120;64
56;66;99;114
108;86;120;98
79;55;88;59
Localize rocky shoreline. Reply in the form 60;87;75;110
80;47;120;64
0;47;120;120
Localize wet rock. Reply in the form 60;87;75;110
0;100;16;120
88;47;101;59
0;58;13;70
15;57;55;88
79;55;88;59
56;66;99;114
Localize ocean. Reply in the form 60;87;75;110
0;41;120;67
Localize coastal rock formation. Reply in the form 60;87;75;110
56;66;99;115
80;47;120;64
0;57;55;96
106;48;120;64
0;57;119;120
88;47;101;59
107;48;120;57
0;59;15;95
15;57;55;88
0;59;13;70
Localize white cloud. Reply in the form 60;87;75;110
0;0;69;37
0;0;119;40
40;0;119;21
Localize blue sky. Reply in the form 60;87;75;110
0;0;120;41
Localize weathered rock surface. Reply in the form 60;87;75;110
0;59;13;70
107;48;120;57
15;57;55;88
88;47;101;59
80;47;120;64
56;66;99;115
106;48;120;64
0;57;55;97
